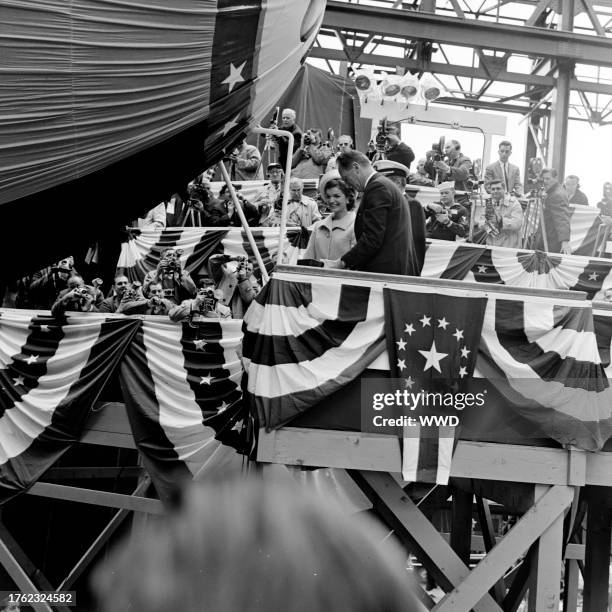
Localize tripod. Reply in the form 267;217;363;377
521;195;548;251
179;202;202;227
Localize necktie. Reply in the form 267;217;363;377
503;163;509;192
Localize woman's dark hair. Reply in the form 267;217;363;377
324;178;356;210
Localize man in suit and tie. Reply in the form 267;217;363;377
484;141;523;196
323;150;419;276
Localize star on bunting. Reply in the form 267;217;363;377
589;272;599;281
419;315;431;327
452;329;464;342
405;323;415;336
460;346;471;359
396;338;407;351
437;317;449;330
418;340;448;373
12;376;24;387
193;339;206;351
221;61;246;92
39;325;51;332
222;113;241;136
459;366;468;378
405;376;415;389
397;359;406;372
25;355;39;365
218;401;229;413
200;374;213;385
477;265;488;274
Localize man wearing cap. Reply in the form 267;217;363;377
425;181;469;241
253;163;284;224
328;150;419;275
373;159;426;274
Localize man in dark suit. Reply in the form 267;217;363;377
373;159;426;274
323;150;418;276
540;168;571;254
564;175;589;206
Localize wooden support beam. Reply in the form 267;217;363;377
0;522;70;612
42;466;143;481
349;470;502;611
527;486;565;611
27;482;164;515
562;559;580;612
0;537;52;612
476;496;506;603
502;549;533;612
583;486;612;612
57;476;152;592
450;488;472;566
433;485;574;612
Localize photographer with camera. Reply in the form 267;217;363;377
169;280;231;322
480;179;523;248
253;162;284;224
29;257;76;309
51;274;98;316
207;253;260;318
272;108;303;169
425;181;469;241
97;275;130;313
383;124;415;170
226;138;263;181
292;128;333;187
431;139;472;193
218;184;260;227
142;248;197;305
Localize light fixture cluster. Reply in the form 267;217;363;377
352;71;443;107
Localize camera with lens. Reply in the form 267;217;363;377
430;136;446;162
375;118;390;152
72;286;89;299
196;286;217;313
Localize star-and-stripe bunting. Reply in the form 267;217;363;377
0;310;140;503
243;270;612;478
119;317;247;505
421;239;612;299
116;227;300;284
384;288;487;484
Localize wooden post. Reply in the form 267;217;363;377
583;486;612;612
450;488;473;567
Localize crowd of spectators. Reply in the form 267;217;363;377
5;108;612;318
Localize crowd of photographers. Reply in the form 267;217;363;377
6;108;612;317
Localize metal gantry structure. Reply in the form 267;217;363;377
312;0;612;175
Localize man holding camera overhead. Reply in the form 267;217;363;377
169;280;231;322
432;139;472;193
51;275;99;316
425;181;469;241
384;124;415;170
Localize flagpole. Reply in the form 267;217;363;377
252;126;294;266
217;162;269;284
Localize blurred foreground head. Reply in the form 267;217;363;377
93;477;423;612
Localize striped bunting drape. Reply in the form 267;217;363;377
421;239;612;299
0;310;140;503
118;317;247;505
242;274;387;430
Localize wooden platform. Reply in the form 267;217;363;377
258;426;612;611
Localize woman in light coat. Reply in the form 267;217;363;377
304;178;356;262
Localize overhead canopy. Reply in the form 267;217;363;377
0;0;325;279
